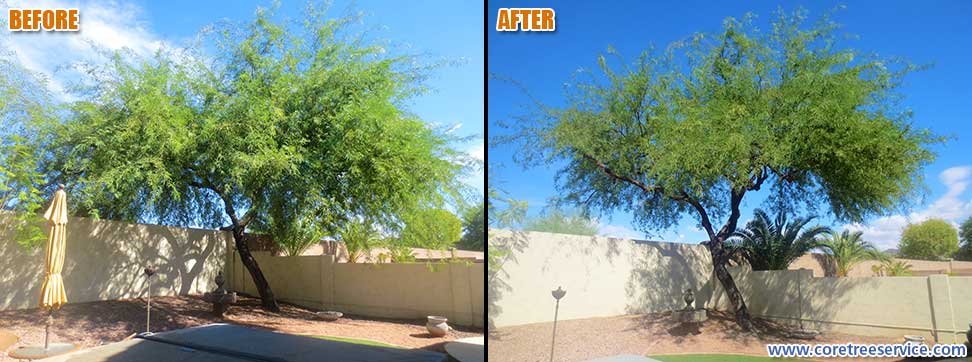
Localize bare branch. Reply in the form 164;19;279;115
582;153;662;194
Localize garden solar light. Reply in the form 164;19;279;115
550;286;566;362
143;266;156;334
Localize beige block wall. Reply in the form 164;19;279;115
488;230;715;328
490;229;972;342
708;266;971;342
228;251;484;327
790;253;972;277
0;212;229;311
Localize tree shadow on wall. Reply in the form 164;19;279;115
486;229;529;340
623;241;713;315
0;213;46;310
701;267;877;339
812;253;837;277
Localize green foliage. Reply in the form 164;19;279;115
400;208;461;250
522;207;599;236
727;209;829;270
270;218;326;256
957;216;972;261
46;5;462;236
0;49;55;249
898;219;959;260
387;239;416;263
819;230;882;277
457;201;485;251
873;259;912;276
501;8;939;236
337;219;381;263
485;172;526;278
487;170;527;229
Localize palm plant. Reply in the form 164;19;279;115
819;230;883;277
270;215;326;257
337;219;380;263
727;209;831;271
874;259;913;276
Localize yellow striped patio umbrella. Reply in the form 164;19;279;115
39;186;68;308
6;186;77;358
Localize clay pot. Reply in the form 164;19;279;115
426;316;449;337
903;335;925;344
317;311;343;321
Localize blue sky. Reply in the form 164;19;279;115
2;0;484;192
488;1;972;249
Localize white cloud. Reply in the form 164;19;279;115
596;222;645;239
445;123;462;134
2;0;167;97
462;141;484;194
470;142;484;162
843;166;972;250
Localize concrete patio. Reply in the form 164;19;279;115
39;324;449;362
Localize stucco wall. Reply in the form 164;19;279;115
488;230;715;329
790;253;972;277
709;267;972;343
490;229;972;343
228;251;484;327
0;212;229;311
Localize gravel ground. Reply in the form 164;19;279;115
488;310;918;362
0;295;482;354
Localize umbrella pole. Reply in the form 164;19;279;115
44;307;53;350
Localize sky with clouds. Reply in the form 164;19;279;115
488;1;972;250
1;0;484;195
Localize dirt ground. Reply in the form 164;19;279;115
0;295;482;354
487;310;937;362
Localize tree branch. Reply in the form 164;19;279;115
582;152;722;240
717;188;746;238
747;167;770;191
679;190;717;241
188;179;242;229
582;153;662;194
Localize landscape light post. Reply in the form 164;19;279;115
550;286;566;362
143;267;156;334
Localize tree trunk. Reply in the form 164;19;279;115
232;226;280;312
708;240;755;331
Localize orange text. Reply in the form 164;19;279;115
496;8;555;32
8;9;80;32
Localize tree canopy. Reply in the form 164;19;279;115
0;49;56;249
898;219;959;260
38;5;466;310
458;201;485;251
500;8;939;330
400;208;462;251
957;216;972;261
522;207;599;236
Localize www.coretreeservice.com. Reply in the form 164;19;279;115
766;342;968;358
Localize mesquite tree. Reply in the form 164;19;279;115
502;9;938;330
46;6;462;311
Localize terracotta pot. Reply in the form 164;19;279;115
903;335;924;344
317;311;342;322
427;316;449;337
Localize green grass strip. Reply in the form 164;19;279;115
649;354;815;362
312;335;404;349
